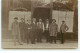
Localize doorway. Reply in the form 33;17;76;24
33;7;52;23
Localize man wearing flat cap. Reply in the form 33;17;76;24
37;18;44;43
44;19;50;43
30;18;37;44
25;20;32;44
19;18;25;43
60;20;69;44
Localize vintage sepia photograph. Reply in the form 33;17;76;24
2;0;78;49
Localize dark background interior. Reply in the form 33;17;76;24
33;8;52;23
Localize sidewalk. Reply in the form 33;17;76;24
2;39;78;49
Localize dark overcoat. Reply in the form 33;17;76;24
49;23;58;37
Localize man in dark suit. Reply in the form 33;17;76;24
37;19;44;43
19;18;25;43
25;20;31;44
44;19;50;42
31;18;37;44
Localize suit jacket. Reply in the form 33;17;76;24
45;23;49;30
60;24;69;33
19;22;25;32
31;22;37;33
25;23;31;32
37;22;44;31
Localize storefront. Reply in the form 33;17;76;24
2;0;78;40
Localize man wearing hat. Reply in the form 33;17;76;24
11;17;22;45
19;18;25;43
30;18;37;44
60;21;69;44
25;20;32;44
37;18;44;43
49;19;58;44
44;19;50;42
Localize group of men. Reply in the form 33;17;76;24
11;17;69;45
